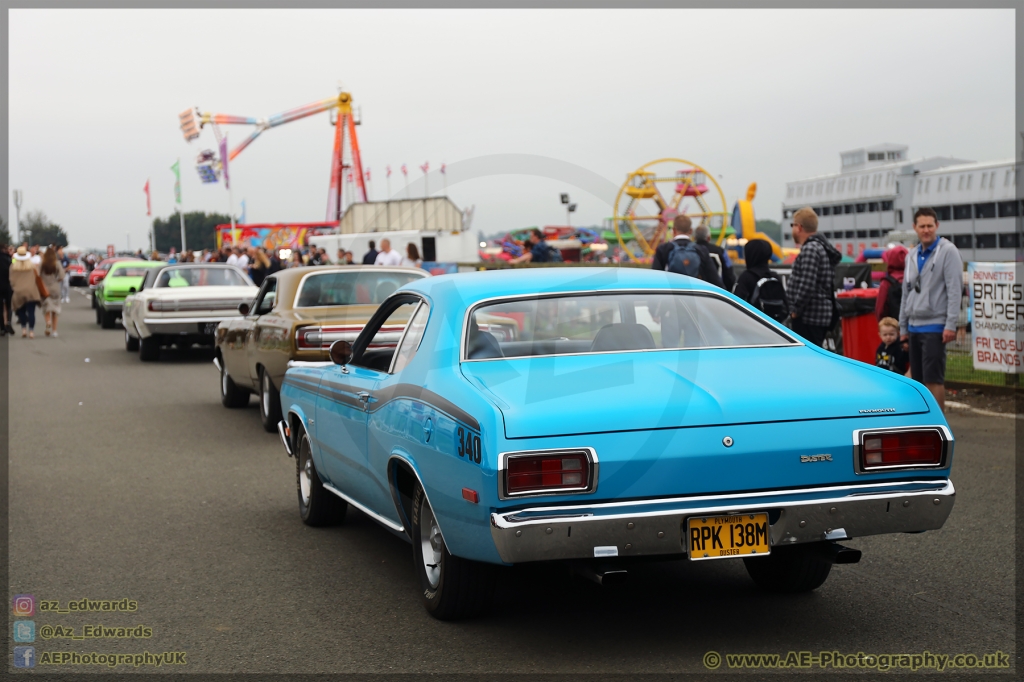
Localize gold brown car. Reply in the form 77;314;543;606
215;265;428;431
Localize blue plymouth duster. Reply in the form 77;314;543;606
278;268;955;619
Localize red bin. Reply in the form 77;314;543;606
836;289;880;364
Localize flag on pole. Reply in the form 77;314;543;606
219;135;230;190
386;165;392;178
240;199;246;224
365;167;371;182
144;179;151;216
440;163;446;175
420;162;429;174
171;160;181;204
401;164;408;177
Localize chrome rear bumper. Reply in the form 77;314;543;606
489;479;955;564
142;317;233;335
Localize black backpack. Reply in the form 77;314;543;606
750;276;789;322
881;274;902;319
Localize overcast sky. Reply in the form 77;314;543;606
8;8;1016;250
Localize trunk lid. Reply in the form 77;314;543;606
461;346;929;439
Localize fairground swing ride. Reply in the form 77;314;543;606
178;90;367;222
612;158;732;263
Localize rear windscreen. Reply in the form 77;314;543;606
295;271;423;307
465;292;795;360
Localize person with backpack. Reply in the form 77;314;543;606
651;215;724;287
510;229;562;264
733;239;789;322
787;207;842;347
694;225;735;291
875;244;907;321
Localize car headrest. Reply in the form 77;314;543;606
590;323;656;352
467;316;503;359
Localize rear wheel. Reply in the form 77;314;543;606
296;429;347;526
138;334;160;362
101;310;118;329
219;360;250;408
91;292;97;309
95;306;103;325
259;368;282;433
125;328;139;351
744;542;833;593
411;483;494;620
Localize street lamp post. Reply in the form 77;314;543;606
13;190;23;243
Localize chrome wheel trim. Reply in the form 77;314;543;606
299;439;312;506
221;366;229;396
419;496;443;589
261;372;270;417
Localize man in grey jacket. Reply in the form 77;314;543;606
899;207;963;410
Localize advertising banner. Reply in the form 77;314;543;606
968;262;1023;373
216;223;337;252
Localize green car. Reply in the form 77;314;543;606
95;260;164;328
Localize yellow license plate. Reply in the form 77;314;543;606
687;513;771;560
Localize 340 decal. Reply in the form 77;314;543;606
456;426;481;464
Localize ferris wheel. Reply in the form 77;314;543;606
612;158;731;262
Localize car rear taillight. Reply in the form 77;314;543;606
859;429;946;471
502;449;596;498
295;327;324;350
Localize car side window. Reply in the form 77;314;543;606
391;303;429;374
350;299;420;372
253;278;278;315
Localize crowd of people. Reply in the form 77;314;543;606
0;242;72;338
650;208;962;410
125;237;424;287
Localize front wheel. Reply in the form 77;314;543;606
259;368;282;433
125;328;139;351
411;483;494;620
101;310;118;329
744;542;834;593
220;360;250;408
296;429;347;526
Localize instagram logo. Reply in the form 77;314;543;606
12;594;35;617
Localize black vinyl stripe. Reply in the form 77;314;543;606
369;383;479;432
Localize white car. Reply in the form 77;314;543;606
123;263;258;361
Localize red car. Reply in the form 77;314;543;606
67;259;88;286
88;257;130;287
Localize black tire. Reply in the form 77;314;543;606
744;542;834;593
219;360;250;408
296;429;347;526
125;328;139;351
259;368;282;433
91;292;97;309
411;483;495;620
95;306;103;325
138;334;160;362
101;310;118;329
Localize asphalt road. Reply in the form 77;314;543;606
8;291;1016;675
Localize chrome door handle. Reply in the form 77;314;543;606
423;418;434;443
357;391;371;403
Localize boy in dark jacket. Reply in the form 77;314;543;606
875;317;908;375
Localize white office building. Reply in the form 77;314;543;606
781;144;1021;261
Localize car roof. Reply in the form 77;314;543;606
108;259;162;270
399;267;720;305
269;265;427;311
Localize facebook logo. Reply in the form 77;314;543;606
13;645;35;668
13;620;35;642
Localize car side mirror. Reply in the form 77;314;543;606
329;340;352;366
128;287;136;294
238;302;250;315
